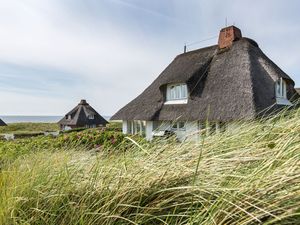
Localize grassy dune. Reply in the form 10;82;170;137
0;110;300;224
0;123;59;134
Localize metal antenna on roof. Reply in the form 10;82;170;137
186;36;218;47
225;17;228;27
183;35;218;53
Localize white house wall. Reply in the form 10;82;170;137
121;120;229;142
145;121;153;141
183;121;200;142
152;121;200;142
122;120;128;134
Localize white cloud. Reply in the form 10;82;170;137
0;0;175;115
0;0;299;115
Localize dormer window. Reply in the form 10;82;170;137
165;83;188;104
88;114;94;120
66;115;72;120
275;78;292;105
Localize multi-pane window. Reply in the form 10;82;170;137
127;121;146;136
88;114;94;120
275;78;287;99
275;78;292;105
166;84;188;101
85;124;96;128
171;121;186;131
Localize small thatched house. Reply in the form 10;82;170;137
112;26;299;141
0;118;7;126
59;99;108;130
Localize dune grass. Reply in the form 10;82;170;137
0;123;59;134
0;110;300;224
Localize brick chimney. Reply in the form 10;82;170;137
218;26;242;49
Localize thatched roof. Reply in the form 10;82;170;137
0;118;7;126
112;37;299;122
58;100;108;126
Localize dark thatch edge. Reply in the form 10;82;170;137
111;37;299;122
0;118;7;126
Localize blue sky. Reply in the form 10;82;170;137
0;0;299;115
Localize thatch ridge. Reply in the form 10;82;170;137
111;37;298;122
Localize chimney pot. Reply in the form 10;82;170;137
218;26;242;49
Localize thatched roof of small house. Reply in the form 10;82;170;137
112;30;299;122
59;100;108;127
0;118;7;126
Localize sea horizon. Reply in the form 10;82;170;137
0;115;111;123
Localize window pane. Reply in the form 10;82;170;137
175;86;180;99
275;80;287;99
182;85;187;98
171;86;176;99
171;123;177;130
283;81;287;98
178;85;182;99
178;122;185;130
167;88;171;100
276;81;281;97
167;84;188;101
136;121;140;132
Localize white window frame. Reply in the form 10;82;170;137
171;121;186;131
128;120;146;136
88;114;94;120
66;115;72;120
275;78;292;105
165;83;188;104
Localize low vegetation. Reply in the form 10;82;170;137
0;110;300;224
0;128;144;166
0;122;59;134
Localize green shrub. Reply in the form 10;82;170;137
0;129;147;167
56;129;131;150
106;121;122;130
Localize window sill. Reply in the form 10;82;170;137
276;98;292;106
164;99;188;105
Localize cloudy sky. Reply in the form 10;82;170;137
0;0;299;116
